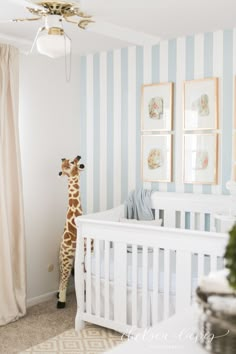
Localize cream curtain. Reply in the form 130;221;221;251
0;44;26;325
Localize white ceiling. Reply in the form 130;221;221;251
0;0;235;55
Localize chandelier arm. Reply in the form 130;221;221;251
63;16;94;29
12;17;43;22
26;6;49;16
70;10;92;19
63;16;81;25
29;26;46;54
78;19;94;29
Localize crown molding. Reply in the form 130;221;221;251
0;33;31;53
88;20;160;46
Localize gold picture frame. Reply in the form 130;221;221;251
183;78;218;131
183;133;218;184
141;134;172;182
141;82;173;132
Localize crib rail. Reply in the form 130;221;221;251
80;192;232;232
75;218;228;334
151;191;232;231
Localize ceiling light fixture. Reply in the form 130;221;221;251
5;1;93;80
1;1;161;80
28;14;73;80
36;27;71;59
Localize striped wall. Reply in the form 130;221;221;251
79;29;236;214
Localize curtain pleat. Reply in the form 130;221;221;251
0;44;26;325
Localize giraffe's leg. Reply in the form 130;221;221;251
57;255;73;308
57;241;74;308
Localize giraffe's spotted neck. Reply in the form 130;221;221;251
67;175;82;216
68;175;79;191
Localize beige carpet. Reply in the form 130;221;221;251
0;292;77;354
0;291;123;354
19;324;123;353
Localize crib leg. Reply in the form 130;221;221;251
75;317;85;332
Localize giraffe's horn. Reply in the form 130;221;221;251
61;158;66;161
76;156;81;161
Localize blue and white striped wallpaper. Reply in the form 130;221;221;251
79;29;236;214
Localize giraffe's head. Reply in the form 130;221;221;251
59;156;85;178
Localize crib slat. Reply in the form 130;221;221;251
155;209;160;222
95;239;100;317
198;254;205;279
176;250;192;312
114;242;127;324
142;246;148;328
210;255;217;272
152;247;159;325
190;212;195;230
104;241;110;320
132;245;138;327
199;213;205;231
164;210;175;227
86;237;91;314
209;216;215;232
194;213;199;231
163;249;170;320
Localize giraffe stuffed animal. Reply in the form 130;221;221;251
57;155;85;309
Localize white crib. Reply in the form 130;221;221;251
74;192;231;335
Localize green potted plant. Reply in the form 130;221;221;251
224;223;236;290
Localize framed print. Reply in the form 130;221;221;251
183;78;218;130
183;134;218;184
142;134;172;182
141;82;173;131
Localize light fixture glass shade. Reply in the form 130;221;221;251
37;32;71;58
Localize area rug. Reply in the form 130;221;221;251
19;324;124;354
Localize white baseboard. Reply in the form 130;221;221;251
26;286;75;308
27;290;58;308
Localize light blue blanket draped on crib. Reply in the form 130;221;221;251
124;188;154;220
